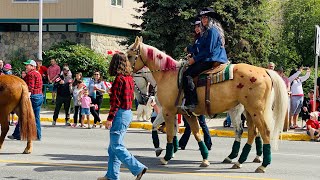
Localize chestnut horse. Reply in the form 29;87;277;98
0;75;37;154
127;37;288;173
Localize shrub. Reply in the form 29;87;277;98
43;41;112;81
8;48;28;76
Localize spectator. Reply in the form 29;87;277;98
52;66;73;126
276;66;290;92
0;59;4;75
3;64;12;75
60;63;72;77
71;74;84;127
288;67;310;129
8;60;43;140
267;62;275;70
306;112;320;142
88;71;107;128
21;70;27;79
301;90;319;121
79;88;92;129
47;59;61;104
36;59;48;84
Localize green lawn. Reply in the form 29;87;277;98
43;93;112;114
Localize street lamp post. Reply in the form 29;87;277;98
38;0;43;60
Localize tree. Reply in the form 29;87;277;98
281;0;320;67
131;0;273;66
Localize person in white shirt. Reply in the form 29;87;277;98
288;67;310;129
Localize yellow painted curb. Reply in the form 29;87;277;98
35;117;310;141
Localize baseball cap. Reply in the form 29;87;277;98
23;59;37;66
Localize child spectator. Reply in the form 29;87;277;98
21;71;27;80
71;72;84;127
80;88;92;129
306;112;320;142
3;64;12;75
71;80;84;127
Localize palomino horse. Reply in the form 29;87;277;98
127;37;288;173
135;66;264;163
0;75;37;154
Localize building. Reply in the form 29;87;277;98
0;0;141;60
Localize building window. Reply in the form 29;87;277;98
48;25;66;31
29;24;47;32
67;25;77;32
111;0;122;7
20;24;76;32
13;0;57;3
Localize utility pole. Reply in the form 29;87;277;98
38;0;43;60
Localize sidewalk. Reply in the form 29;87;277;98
38;110;311;142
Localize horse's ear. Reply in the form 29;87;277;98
140;36;143;42
135;36;140;44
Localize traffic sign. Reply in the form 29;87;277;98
316;25;320;55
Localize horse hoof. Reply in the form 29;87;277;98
222;157;232;163
231;162;241;169
200;160;210;167
160;158;168;165
255;166;266;173
23;149;31;154
253;156;262;163
155;149;163;157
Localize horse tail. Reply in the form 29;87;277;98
19;84;37;141
266;69;288;150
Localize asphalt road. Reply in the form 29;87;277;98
0;123;319;180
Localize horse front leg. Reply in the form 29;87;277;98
160;111;176;165
223;104;245;163
184;115;210;167
232;114;256;169
152;111;164;157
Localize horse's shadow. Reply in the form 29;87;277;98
4;152;257;174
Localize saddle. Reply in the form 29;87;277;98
176;63;234;115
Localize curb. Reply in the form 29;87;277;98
37;117;311;141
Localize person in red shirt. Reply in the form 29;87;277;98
8;59;43;140
98;53;147;180
306;112;320;142
36;59;48;84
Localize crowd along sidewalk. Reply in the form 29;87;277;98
37;110;311;142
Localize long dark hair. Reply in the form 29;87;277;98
108;52;132;76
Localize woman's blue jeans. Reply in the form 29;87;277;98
106;108;146;180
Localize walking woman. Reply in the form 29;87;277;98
98;53;147;180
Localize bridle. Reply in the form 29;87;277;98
130;44;147;72
129;43;181;74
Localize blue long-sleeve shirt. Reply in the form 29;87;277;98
193;27;228;64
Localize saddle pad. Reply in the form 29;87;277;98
197;64;234;87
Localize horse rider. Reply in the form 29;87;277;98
183;7;228;112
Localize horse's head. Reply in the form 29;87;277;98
127;36;146;73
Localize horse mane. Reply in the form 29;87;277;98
141;43;181;71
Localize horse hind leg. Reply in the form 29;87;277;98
0;114;10;150
184;115;210;167
253;133;263;163
223;104;244;163
232;113;257;169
